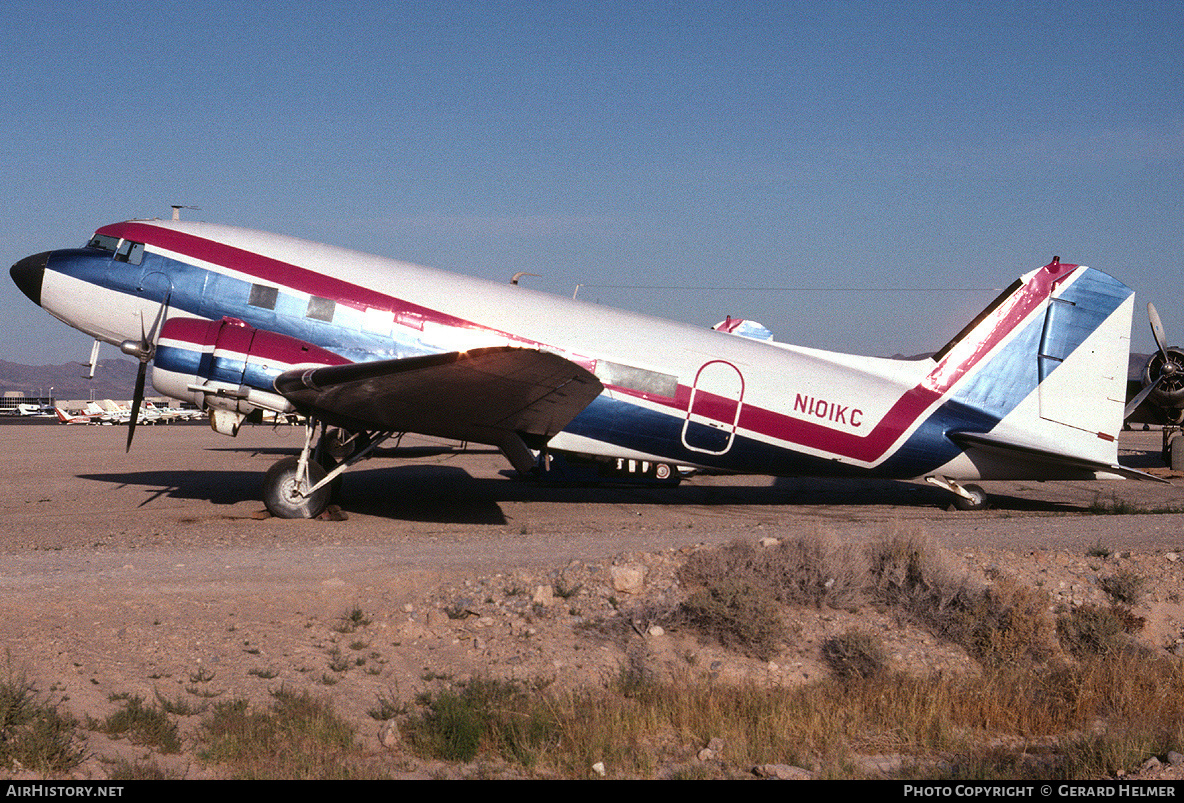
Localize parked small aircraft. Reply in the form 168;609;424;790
54;405;100;425
9;218;1164;517
1;402;54;417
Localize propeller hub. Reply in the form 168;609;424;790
119;339;152;361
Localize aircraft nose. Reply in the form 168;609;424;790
10;251;48;307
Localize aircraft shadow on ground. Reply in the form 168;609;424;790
204;444;502;460
75;464;1087;524
77;470;266;508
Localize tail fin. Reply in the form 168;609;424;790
934;258;1135;475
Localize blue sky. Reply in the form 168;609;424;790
1;0;1180;364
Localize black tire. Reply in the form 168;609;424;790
651;462;680;485
952;483;987;511
263;456;330;519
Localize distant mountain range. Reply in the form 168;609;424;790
0;352;1158;404
0;358;140;401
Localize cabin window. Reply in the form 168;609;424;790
87;234;120;252
306;296;335;322
248;284;278;310
362;307;393;335
114;240;144;265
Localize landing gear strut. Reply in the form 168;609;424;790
261;419;393;519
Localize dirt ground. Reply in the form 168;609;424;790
1;421;1182;779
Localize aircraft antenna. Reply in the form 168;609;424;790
170;205;200;221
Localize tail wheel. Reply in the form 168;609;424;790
952;483;988;511
263;456;330;519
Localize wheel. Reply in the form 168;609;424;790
263;456;330;519
1170;434;1184;472
651;462;681;486
952;483;987;511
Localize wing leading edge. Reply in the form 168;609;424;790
273;346;603;452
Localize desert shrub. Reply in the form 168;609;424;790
866;530;973;614
678;535;866;611
678;540;767;592
821;629;888;680
866;532;1054;666
1057;605;1129;657
763;535;867;609
942;578;1056;666
680;578;785;660
1098;569;1146;606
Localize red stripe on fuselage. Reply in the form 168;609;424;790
98;221;545;350
606;262;1077;465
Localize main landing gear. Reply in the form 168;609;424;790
262;419;394;519
925;476;988;511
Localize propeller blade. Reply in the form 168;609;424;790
127;293;169;452
126;360;147;452
1149;302;1169;359
145;290;170;348
1124;374;1163;418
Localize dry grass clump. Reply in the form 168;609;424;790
403;677;559;766
394;648;1184;779
0;671;83;774
199;687;364;779
89;694;181;754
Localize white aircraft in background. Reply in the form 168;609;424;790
9;217;1165;518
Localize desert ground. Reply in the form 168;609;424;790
1;421;1181;779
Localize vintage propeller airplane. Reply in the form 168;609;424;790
8;217;1166;518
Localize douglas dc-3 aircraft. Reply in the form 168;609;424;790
8;218;1167;518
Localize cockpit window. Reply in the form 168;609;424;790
87;233;120;252
114;239;145;265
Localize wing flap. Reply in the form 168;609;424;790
274;347;603;444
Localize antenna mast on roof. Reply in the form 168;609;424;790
170;205;200;221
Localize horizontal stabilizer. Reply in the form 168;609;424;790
949;431;1168;483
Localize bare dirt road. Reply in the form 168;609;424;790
1;422;1181;778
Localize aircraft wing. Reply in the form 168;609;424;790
273;346;603;446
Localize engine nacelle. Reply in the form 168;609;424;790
152;316;350;433
1141;346;1184;416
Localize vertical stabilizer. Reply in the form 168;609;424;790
936;259;1135;473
